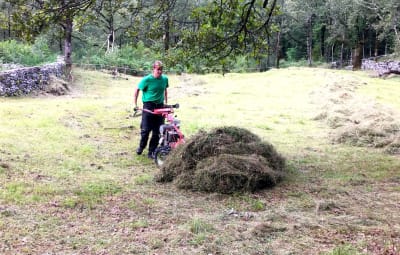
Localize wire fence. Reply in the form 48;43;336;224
74;63;147;76
73;62;270;76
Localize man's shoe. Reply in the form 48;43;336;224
136;147;144;155
148;152;155;159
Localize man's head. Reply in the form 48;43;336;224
152;60;163;78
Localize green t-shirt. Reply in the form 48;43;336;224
138;74;169;104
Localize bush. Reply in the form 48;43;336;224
72;41;160;73
0;39;57;67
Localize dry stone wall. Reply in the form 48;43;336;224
362;59;400;76
0;60;65;96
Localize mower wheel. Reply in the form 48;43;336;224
155;149;170;167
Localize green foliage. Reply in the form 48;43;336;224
0;38;56;66
279;59;326;68
231;55;259;73
168;47;264;74
178;0;279;69
231;55;247;72
279;59;308;68
286;48;301;62
31;36;54;61
72;39;264;74
3;0;399;73
73;41;160;73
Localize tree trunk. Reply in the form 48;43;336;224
266;34;271;69
340;35;344;67
107;30;115;53
59;36;63;53
352;44;362;70
64;16;73;81
7;11;11;38
275;29;281;69
394;25;400;50
320;24;326;60
306;15;313;67
385;42;388;55
163;12;170;53
374;31;378;60
275;0;285;69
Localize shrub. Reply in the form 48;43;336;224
0;39;56;67
72;41;160;73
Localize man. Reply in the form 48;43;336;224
134;60;168;159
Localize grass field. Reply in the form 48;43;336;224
0;67;399;254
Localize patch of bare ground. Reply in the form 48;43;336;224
232;181;399;255
310;75;400;155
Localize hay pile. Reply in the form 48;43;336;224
155;126;286;194
311;76;400;154
43;75;70;96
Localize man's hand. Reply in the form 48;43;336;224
133;106;140;117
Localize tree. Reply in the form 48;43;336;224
7;0;96;79
90;0;142;53
179;0;279;70
272;0;286;68
283;0;326;66
361;0;400;56
0;0;13;39
141;0;178;53
3;0;399;74
140;0;197;55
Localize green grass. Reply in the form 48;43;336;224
323;245;362;255
189;217;214;234
0;67;399;254
357;72;400;109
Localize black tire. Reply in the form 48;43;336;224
155;149;169;167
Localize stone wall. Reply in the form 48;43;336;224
0;59;65;96
362;59;400;76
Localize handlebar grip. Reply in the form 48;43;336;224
164;103;179;109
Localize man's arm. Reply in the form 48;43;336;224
134;88;140;107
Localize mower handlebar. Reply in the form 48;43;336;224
133;103;179;116
163;103;179;109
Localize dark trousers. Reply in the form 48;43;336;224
139;102;164;154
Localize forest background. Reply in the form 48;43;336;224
1;0;400;74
